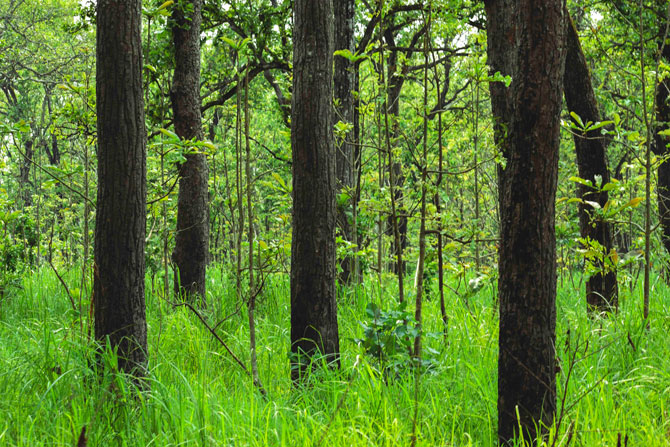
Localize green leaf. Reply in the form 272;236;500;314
569;176;593;188
601;180;620;192
334;49;367;63
271;172;286;190
156;0;174;12
586;120;613;132
570;111;584;128
159;128;179;140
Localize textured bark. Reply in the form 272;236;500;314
94;0;148;376
334;0;356;283
485;0;566;443
564;14;618;311
290;0;340;381
170;0;209;301
654;39;670;258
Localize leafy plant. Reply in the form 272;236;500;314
355;301;439;376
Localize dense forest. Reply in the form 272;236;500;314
1;0;669;445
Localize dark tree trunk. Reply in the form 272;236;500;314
564;14;618;311
170;0;209;301
334;0;356;284
654;39;670;258
290;0;340;382
94;0;148;376
485;0;566;443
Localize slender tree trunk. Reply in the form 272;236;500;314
334;0;356;284
485;0;566;443
20;139;33;206
384;26;408;276
563;14;618;311
290;0;340;382
245;76;262;391
170;0;209;301
94;0;148;376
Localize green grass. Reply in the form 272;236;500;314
0;266;669;446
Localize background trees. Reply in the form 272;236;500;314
1;0;670;445
170;0;209;301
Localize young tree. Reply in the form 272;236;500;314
290;0;340;381
170;0;209;301
485;0;566;443
94;0;148;375
564;14;618;311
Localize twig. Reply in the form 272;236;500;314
171;300;267;396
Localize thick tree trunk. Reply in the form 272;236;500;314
334;0;356;284
170;0;209;301
564;14;618;311
290;0;340;382
485;0;566;443
94;0;148;376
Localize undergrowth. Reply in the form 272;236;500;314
0;266;669;446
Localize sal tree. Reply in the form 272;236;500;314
170;0;209;302
485;0;566;443
94;0;148;375
290;0;340;381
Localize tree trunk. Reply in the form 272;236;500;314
654;38;670;259
563;14;618;311
384;26;408;276
485;0;566;443
334;0;356;284
290;0;340;382
94;0;148;376
170;0;209;301
19;138;34;206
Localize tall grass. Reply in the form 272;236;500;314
0;266;668;446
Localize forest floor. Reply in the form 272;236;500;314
0;266;669;446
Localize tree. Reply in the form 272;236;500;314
290;0;340;381
94;0;148;375
564;13;618;311
485;0;566;443
334;0;356;283
653;11;670;263
170;0;209;301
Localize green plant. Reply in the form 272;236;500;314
355;301;439;375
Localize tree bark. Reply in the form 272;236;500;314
94;0;148;376
653;34;670;259
290;0;340;382
170;0;209;301
563;14;618;311
334;0;356;284
485;0;566;443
